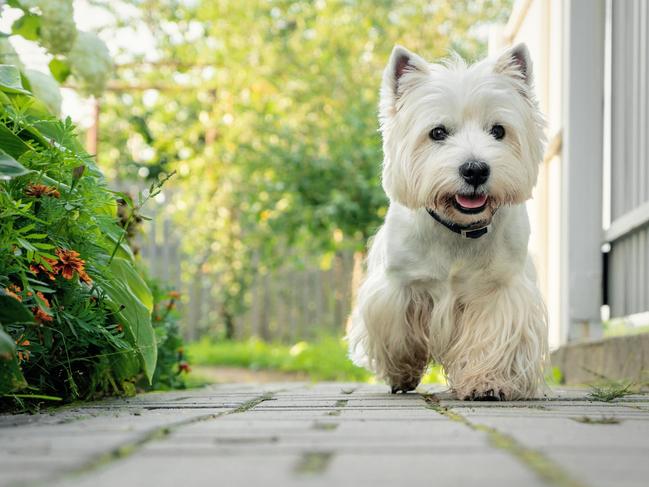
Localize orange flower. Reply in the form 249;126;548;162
16;339;30;362
54;248;91;283
30;256;58;281
178;362;191;373
78;268;92;285
33;291;53;323
5;284;22;301
25;184;61;198
168;290;181;299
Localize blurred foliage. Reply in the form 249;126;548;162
187;335;446;383
188;336;373;381
98;0;511;335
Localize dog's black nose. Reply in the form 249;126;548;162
459;160;490;187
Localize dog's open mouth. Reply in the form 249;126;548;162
453;194;489;214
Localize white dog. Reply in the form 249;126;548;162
347;43;548;400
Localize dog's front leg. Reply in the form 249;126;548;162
348;273;431;393
443;273;548;400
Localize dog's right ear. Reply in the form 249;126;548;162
380;45;429;118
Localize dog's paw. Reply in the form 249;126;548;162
391;385;412;394
455;384;512;401
389;378;420;394
463;388;507;401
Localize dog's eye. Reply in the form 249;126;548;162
490;124;506;140
429;126;448;141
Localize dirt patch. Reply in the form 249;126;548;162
191;365;309;383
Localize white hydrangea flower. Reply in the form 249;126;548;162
18;0;77;54
40;0;77;54
0;37;24;68
68;31;113;96
25;69;62;115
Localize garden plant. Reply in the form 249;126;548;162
0;0;186;411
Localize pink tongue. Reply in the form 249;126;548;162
455;194;488;209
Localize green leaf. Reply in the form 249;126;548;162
17;237;37;251
49;58;71;83
0;325;25;395
0;149;29;179
101;258;156;384
33;242;55;250
0;64;30;94
0;289;35;325
31;119;91;156
99;222;135;261
0;324;27;395
110;350;141;383
11;13;41;42
0;355;27;394
16;223;36;234
0;327;15;357
110;257;153;314
0;125;31;158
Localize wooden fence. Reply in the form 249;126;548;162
131;190;356;342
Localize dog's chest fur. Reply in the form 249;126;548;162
375;202;531;294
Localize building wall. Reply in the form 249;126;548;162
496;0;649;347
607;0;649;319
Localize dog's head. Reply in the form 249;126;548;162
379;44;546;228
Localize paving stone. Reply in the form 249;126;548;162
319;451;548;487
138;418;489;454
459;414;649;449
0;407;233;487
2;383;648;487
455;412;649;487
542;450;649;487
52;454;303;487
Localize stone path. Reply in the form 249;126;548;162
2;383;649;487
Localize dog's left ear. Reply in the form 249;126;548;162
380;45;429;118
494;43;533;87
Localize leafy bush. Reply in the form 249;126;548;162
0;65;182;410
147;277;188;390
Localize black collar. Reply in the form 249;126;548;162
426;208;491;239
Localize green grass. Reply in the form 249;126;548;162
587;380;635;402
187;336;446;383
603;320;649;338
187;336;371;381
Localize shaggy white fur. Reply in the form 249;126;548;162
347;43;548;400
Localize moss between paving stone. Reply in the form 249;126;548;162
295;451;334;474
57;392;276;484
571;415;621;424
313;421;338;431
422;397;588;487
